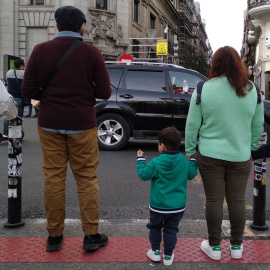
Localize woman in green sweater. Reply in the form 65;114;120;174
185;46;264;261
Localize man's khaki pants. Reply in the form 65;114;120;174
38;127;100;237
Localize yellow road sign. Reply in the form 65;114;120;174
157;40;167;55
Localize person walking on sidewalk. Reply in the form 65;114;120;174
136;127;197;266
21;6;111;252
185;46;264;261
2;58;25;138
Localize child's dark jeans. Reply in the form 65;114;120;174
147;209;184;256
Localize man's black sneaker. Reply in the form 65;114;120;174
83;233;108;251
46;234;63;251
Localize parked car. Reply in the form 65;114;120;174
95;62;269;150
95;62;206;150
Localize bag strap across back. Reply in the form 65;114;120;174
42;39;81;92
13;70;21;89
195;81;262;105
196;81;204;105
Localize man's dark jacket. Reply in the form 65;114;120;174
21;37;111;130
252;142;270;160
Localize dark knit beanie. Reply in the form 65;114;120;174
55;6;86;26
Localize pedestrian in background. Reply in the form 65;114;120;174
185;46;264;260
2;58;25;138
137;126;197;266
21;6;111;252
24;104;38;118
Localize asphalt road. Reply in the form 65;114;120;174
0;117;269;222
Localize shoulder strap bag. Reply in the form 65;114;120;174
33;39;81;109
41;39;81;92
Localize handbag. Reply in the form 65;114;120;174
14;70;31;106
33;39;82;109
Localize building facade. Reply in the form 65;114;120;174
242;0;270;99
0;0;211;78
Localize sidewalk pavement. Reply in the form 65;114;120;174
0;218;270;270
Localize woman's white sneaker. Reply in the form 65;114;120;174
230;244;243;259
200;240;221;260
147;249;161;261
163;252;174;266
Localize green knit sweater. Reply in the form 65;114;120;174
185;77;264;161
137;152;197;212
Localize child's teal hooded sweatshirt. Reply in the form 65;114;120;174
137;152;197;213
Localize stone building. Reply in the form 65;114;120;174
0;0;211;78
242;0;270;99
177;1;211;64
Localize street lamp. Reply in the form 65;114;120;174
164;26;168;40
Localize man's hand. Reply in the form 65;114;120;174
137;149;144;157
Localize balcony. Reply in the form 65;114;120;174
178;33;190;44
248;0;270;20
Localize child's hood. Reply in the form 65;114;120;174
153;152;188;180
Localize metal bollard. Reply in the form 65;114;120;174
250;132;268;231
4;117;25;228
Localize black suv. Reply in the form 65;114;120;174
95;63;207;150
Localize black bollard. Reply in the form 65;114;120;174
4;117;25;228
250;132;268;231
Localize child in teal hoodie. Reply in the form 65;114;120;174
137;126;197;266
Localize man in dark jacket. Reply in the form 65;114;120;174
252;141;270;160
21;6;111;252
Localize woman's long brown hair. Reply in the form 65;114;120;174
208;46;252;97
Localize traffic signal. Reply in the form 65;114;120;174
173;35;179;57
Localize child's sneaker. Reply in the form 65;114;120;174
163;252;174;266
147;249;161;261
230;244;243;259
200;240;221;260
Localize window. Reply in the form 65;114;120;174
169;71;203;94
134;0;140;23
126;70;165;92
96;0;107;10
30;0;44;4
150;14;156;29
107;68;124;89
132;40;140;58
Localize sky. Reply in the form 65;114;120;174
197;0;248;54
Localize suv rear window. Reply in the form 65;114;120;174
169;71;203;93
125;70;165;92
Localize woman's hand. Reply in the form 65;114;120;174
186;152;197;160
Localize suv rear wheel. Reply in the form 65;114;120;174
97;113;130;150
